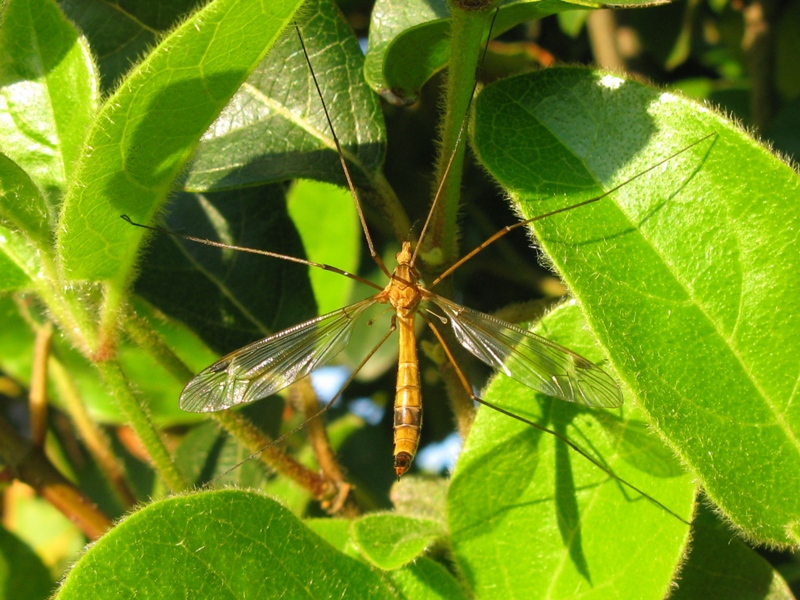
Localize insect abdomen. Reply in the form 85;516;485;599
393;315;422;477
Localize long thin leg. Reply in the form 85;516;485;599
295;23;391;279
430;132;717;287
121;215;382;291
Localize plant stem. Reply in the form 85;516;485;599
212;409;329;500
96;280;126;361
95;360;188;492
29;322;52;448
50;357;138;509
0;415;112;540
124;310;195;383
421;7;492;274
367;172;412;244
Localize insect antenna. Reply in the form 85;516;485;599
120;215;382;291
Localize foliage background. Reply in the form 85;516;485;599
0;0;798;597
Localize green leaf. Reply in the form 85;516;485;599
0;526;53;600
0;224;37;290
56;491;396;599
471;66;800;546
391;476;449;522
309;514;465;597
0;153;51;245
307;516;466;598
185;0;386;193
57;0;305;283
288;179;361;315
557;9;591;38
0;296;39;383
0;153;50;287
449;301;695;598
304;517;355;554
352;513;445;570
0;0;97;197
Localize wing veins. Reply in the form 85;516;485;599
428;294;622;408
180;298;376;412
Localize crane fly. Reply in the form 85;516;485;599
124;17;710;486
178;232;623;476
165;28;633;479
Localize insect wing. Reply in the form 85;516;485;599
180;298;376;412
429;295;622;408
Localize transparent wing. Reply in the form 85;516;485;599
180;298;376;412
429;295;622;408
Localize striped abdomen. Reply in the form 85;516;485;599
393;314;422;477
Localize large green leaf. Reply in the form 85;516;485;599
57;0;305;283
471;66;800;546
55;491;396;599
449;301;695;598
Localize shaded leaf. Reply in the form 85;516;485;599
0;526;53;600
671;503;794;600
56;0;205;92
0;153;51;249
352;513;444;570
185;0;385;193
134;185;316;354
386;558;468;600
